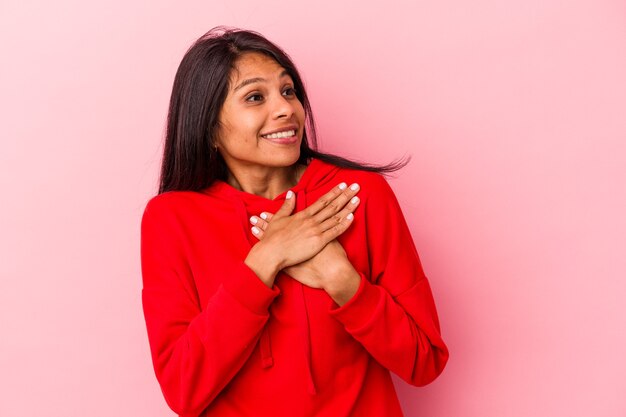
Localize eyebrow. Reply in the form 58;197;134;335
233;69;290;92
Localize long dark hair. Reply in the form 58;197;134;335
158;26;409;194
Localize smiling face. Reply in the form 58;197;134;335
215;52;306;178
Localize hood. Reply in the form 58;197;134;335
203;158;341;395
207;157;340;214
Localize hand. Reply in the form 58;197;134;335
244;182;360;288
250;205;361;305
249;182;361;270
244;182;361;287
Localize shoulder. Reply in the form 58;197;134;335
141;185;237;233
140;190;207;232
306;158;398;208
329;164;396;201
319;162;405;220
312;158;392;190
142;190;196;217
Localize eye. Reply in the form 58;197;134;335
282;87;297;97
245;93;264;103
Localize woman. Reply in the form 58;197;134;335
141;26;449;417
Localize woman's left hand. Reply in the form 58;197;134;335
250;212;361;306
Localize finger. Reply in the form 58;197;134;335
301;182;349;217
312;182;360;223
259;212;274;222
273;190;296;219
321;211;355;242
319;195;360;232
251;226;264;240
249;215;269;231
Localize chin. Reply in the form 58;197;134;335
269;150;301;168
268;140;302;165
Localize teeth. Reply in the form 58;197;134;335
262;130;295;139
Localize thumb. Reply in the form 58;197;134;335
274;190;296;218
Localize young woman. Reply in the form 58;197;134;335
141;26;449;417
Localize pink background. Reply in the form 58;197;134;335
1;1;625;416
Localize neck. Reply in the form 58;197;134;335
226;163;306;199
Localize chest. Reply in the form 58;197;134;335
177;198;371;312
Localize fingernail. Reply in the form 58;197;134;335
351;196;359;204
346;213;354;221
250;216;258;225
350;183;359;191
338;182;347;190
252;226;260;235
260;212;268;220
286;190;294;199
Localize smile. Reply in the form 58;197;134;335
261;129;296;139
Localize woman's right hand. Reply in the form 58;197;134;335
244;182;360;287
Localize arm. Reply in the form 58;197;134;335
140;198;279;416
328;174;449;386
141;183;360;414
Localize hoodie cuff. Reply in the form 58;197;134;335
329;272;383;333
222;262;280;316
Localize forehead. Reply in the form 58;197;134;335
229;52;289;84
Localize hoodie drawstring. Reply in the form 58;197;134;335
232;187;317;394
231;198;277;370
298;271;317;395
295;189;317;394
260;327;274;368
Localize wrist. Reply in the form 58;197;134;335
245;242;282;287
324;265;361;306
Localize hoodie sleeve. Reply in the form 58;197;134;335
329;174;449;386
140;196;280;416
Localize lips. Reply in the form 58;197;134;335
260;124;299;137
261;129;296;139
260;125;299;144
261;130;298;144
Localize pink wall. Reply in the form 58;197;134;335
1;1;625;416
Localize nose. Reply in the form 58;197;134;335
272;93;295;120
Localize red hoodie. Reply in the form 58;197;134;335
140;158;449;417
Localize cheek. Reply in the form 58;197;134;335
231;111;265;138
218;113;261;146
295;101;306;123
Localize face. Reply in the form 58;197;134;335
215;52;306;175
